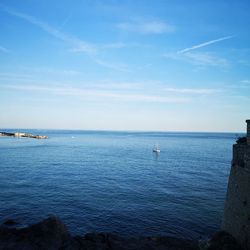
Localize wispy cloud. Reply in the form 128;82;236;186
101;42;151;51
182;52;228;67
102;42;127;49
164;51;229;67
178;36;233;54
1;84;189;104
241;80;250;84
96;81;143;90
0;4;96;55
0;75;34;82
91;57;130;72
0;73;32;78
70;41;141;53
59;10;73;29
0;45;10;53
0;68;81;84
117;20;175;34
21;66;82;76
164;87;220;94
0;4;131;71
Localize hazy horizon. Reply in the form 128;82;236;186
0;1;249;132
0;126;246;134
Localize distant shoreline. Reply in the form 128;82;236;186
0;131;48;139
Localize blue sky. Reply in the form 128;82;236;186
0;0;249;132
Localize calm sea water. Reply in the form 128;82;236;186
0;130;238;239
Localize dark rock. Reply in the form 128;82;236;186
206;231;243;250
82;233;199;250
0;216;74;250
0;216;199;250
2;219;17;226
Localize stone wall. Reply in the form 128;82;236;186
222;120;250;250
232;144;248;168
247;120;250;146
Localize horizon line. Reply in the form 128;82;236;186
0;127;245;134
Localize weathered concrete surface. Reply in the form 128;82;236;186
0;216;200;250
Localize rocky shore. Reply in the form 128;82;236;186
0;132;48;139
0;216;242;250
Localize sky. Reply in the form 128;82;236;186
0;0;249;132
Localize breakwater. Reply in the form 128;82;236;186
0;131;48;139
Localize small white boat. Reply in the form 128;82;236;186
153;144;160;153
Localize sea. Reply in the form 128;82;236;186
0;130;241;240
